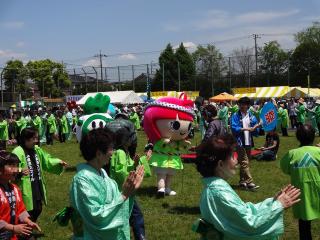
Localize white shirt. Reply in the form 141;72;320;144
241;112;250;146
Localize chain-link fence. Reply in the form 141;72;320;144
0;52;318;103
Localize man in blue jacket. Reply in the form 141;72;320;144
231;97;261;190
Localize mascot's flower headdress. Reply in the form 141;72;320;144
143;93;195;143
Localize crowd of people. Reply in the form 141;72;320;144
0;95;319;240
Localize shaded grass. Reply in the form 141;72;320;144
10;131;320;239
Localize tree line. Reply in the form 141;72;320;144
1;22;320;100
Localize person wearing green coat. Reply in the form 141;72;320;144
218;103;229;131
0;113;9;150
39;109;48;144
129;110;141;130
108;121;147;240
56;110;68;143
30;110;42;145
280;124;320;239
15;111;27;145
193;134;301;240
295;98;306;126
46;110;57;145
70;128;144;240
229;103;239;115
12;127;67;222
65;108;73;140
277;102;289;136
315;100;320;136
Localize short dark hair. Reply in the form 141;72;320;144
0;151;20;169
296;124;315;146
203;104;217;119
20;127;38;148
238;97;250;105
196;134;236;178
80;128;114;161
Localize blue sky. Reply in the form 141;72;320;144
0;0;320;68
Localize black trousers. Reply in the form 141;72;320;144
281;127;288;136
290;115;298;129
46;131;53;145
299;219;312;240
129;200;146;240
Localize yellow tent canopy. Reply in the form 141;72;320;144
234;86;290;99
209;92;238;102
284;87;320;98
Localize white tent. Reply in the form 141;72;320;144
76;91;144;105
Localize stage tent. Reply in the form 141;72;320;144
76;91;144;105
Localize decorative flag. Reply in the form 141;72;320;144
260;102;278;131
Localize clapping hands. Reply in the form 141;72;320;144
275;184;301;209
122;165;144;200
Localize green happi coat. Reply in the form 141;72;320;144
15;116;27;134
47;114;57;134
280;146;320;220
70;163;130;240
32;115;42;133
0;120;9;141
199;177;284;240
218;106;229;130
129;112;140;130
12;146;63;211
229;105;239;115
61;115;69;134
307;107;319;134
40;113;47;144
110;149;135;189
296;104;306;124
277;107;289;129
315;105;320;124
66;111;73;140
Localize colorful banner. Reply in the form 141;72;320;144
259;102;278;131
233;87;256;94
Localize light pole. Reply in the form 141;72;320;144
177;61;181;92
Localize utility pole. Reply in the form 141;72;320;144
228;57;232;91
252;34;261;77
94;50;107;92
177;61;181;92
162;63;165;91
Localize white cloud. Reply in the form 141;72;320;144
0;49;27;59
1;21;25;29
83;59;100;67
193;9;300;30
173;42;197;51
82;58;109;67
236;9;300;24
16;41;25;48
118;54;137;60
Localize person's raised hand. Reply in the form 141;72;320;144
276;184;301;209
133;165;144;190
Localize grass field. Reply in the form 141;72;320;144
9;131;320;240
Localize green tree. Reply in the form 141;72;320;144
291;22;320;87
175;43;195;90
259;41;288;86
26;59;71;97
153;44;177;90
2;60;31;101
192;44;226;97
